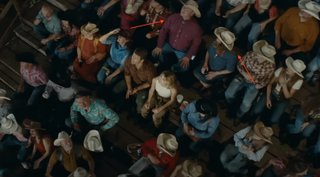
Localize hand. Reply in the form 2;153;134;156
301;122;310;131
86;56;95;64
259;22;267;32
18;85;25;93
152;47;162;57
247;149;253;155
41;39;49;45
132;87;139;94
282;49;293;57
144;101;150;109
148;153;160;164
183;123;191;135
73;122;81;131
180;57;190;68
278;75;286;86
105;76;113;85
97;7;106;16
188;127;195;137
215;8;221;16
89;172;96;177
266;98;272;109
33;159;41;169
242;73;252;82
58;47;66;53
55;35;62;41
146;33;151;39
101;126;107;132
275;38;281;50
255;84;264;89
244;10;249;15
152;107;162;114
140;9;147;16
34;19;42;25
110;28;121;35
205;71;217;80
223;11;231;18
78;57;82;63
85;0;94;3
255;169;264;176
126;88;133;99
201;65;209;74
242;145;249;151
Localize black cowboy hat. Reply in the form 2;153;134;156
49;71;71;88
15;52;37;64
195;99;218;116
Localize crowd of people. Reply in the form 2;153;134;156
1;0;320;176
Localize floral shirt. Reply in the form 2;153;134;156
0;100;11;118
20;64;48;87
60;23;80;50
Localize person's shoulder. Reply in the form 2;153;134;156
125;56;132;64
286;7;300;14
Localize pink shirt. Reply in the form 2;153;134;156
0;129;28;142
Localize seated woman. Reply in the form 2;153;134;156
141;71;178;131
193;27;237;95
72;22;106;84
170;159;202;177
54;10;80;64
97;28;132;87
251;57;306;126
220;121;272;175
120;0;143;33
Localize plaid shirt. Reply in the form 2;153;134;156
60;24;80;50
20;64;48;87
237;51;275;86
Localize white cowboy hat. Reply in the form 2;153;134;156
0;114;18;134
84;130;103;152
214;27;235;51
258;0;272;12
81;22;99;35
253;40;276;64
285;57;306;78
182;160;202;177
54;131;72;146
180;0;201;18
68;167;91;177
298;0;320;20
253;121;273;144
157;133;178;157
0;89;10;101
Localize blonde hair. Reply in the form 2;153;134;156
159;70;178;89
213;40;236;54
244;129;269;152
276;68;302;89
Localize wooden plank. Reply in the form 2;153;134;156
302;80;319;94
0;69;19;91
293;87;313;103
0;48;21;73
0;80;13;96
65;0;81;7
46;0;76;11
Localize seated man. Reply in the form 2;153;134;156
263;0;320;64
81;0;120;20
65;91;119;135
45;131;95;177
118;133;179;177
33;4;61;53
0;89;11;118
152;0;202;72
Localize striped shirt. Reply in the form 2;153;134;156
20;64;48;87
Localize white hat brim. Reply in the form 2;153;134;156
298;0;320;20
156;134;177;157
285;57;305;78
252;40;275;64
214;27;234;51
180;1;201;18
1;114;18;134
0;96;10;101
84;130;104;152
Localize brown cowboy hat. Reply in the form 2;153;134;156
25;121;46;130
81;22;99;35
253;121;273;144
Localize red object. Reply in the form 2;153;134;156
238;55;256;84
34;135;54;155
23;119;32;128
130;20;164;29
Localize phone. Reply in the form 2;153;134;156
191;55;196;60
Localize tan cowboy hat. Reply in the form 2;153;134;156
182;160;202;177
1;114;18;134
54;131;72;146
180;0;201;18
0;89;10;101
157;133;178;157
253;40;276;64
298;0;320;20
214;27;235;51
285;57;306;78
25;121;46;130
258;0;272;11
68;167;90;177
84;130;103;152
81;22;99;35
253;121;273;144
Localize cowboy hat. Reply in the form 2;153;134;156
0;114;18;134
258;0;272;12
157;133;178;157
15;52;37;64
298;0;320;20
253;121;273;144
285;57;306;78
81;22;99;35
54;131;72;146
195;99;218;116
68;167;90;177
214;27;235;51
253;40;276;64
182;160;202;177
84;130;103;152
49;71;71;88
25;121;46;130
180;0;201;18
0;89;10;101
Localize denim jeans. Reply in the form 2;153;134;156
128;157;164;177
252;92;290;126
33;23;58;52
12;82;46;106
193;63;229;84
0;135;28;162
304;48;320;81
175;126;208;153
225;76;259;118
96;58;124;86
287;107;317;138
233;14;253;37
314;132;320;154
54;38;77;64
65;116;106;136
154;42;189;72
81;0;115;19
220;144;248;174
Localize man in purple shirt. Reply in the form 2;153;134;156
152;0;202;72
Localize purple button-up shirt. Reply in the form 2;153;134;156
157;13;202;59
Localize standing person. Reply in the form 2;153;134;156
81;0;120;20
170;159;202;177
120;0;143;32
251;57;306;126
0;89;11;118
152;0;202;72
72;22;106;84
220;121;273;175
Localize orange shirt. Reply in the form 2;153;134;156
77;36;106;60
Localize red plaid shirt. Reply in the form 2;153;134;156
20;64;48;87
237;51;275;86
60;24;80;50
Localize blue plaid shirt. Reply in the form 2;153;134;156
70;97;119;130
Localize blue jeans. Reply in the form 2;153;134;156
81;0;115;20
129;157;164;177
314;132;320;154
193;63;229;85
304;48;320;81
225;76;259;118
54;38;77;64
12;82;46;106
154;42;189;72
175;126;208;153
220;144;248;174
33;23;58;52
287;107;317;138
233;14;253;37
0;135;28;162
96;58;124;86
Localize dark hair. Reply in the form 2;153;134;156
285;157;308;175
57;10;76;27
16;52;38;65
75;91;92;99
133;48;148;60
116;29;133;51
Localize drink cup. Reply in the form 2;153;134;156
177;94;183;104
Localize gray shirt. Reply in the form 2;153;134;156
44;80;86;102
36;10;61;34
0;100;11;118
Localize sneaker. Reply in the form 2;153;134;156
21;162;29;169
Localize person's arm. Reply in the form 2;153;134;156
19;75;25;87
203;51;210;67
63;27;80;50
170;164;182;177
146;78;157;103
244;4;251;14
70;102;79;123
247;145;269;162
125;75;132;90
101;0;120;11
215;70;232;76
267;76;276;100
46;34;60;41
45;150;58;176
195;116;219;139
229;3;247;14
158;86;178;110
101;106;119;130
216;0;222;10
181;101;194;124
125;0;144;14
156;15;172;48
35;138;52;163
108;54;128;80
185;28;202;59
135;82;151;91
162;151;179;177
77;47;81;60
234;126;252;148
141;138;155;157
256;158;276;176
30;144;37;160
282;83;298;99
263;16;278;26
81;146;95;174
99;31;117;44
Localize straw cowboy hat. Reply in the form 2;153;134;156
84;130;104;152
258;0;272;12
253;40;276;64
25;121;46;130
253;121;273;144
285;57;306;78
69;167;90;177
0;89;10;101
181;0;201;18
54;131;72;146
157;133;178;157
182;160;202;177
298;0;320;20
81;22;99;35
1;114;18;134
214;27;235;51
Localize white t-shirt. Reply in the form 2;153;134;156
274;67;303;92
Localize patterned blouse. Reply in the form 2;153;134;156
20;64;48;87
60;23;80;50
0;100;11;118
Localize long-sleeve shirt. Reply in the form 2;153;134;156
35;10;61;34
181;100;220;139
20;64;48;87
141;138;179;177
157;14;202;59
234;126;269;162
70;97;119;130
124;57;156;85
274;7;319;52
60;24;80;50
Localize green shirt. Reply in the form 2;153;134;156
36;10;61;34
